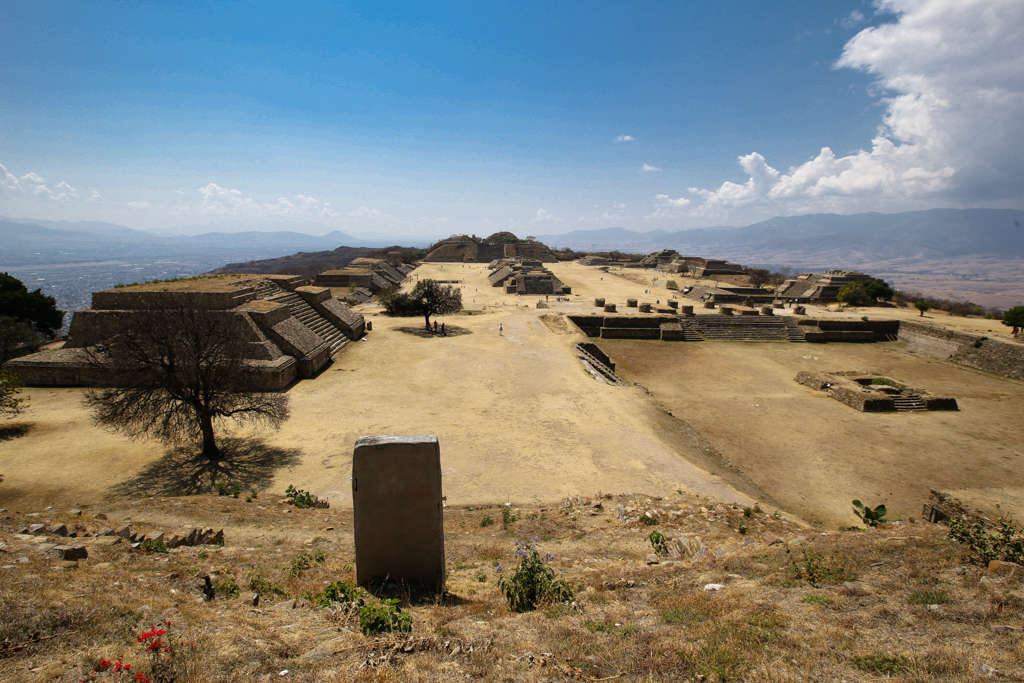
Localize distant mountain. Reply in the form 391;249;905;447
0;218;394;266
534;209;1024;266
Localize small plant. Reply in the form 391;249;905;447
639;512;659;526
851;654;908;675
246;567;287;597
140;538;168;554
738;523;747;535
217;576;241;599
215;481;241;498
861;315;869;322
852;499;887;527
666;280;679;290
359;598;413;635
794;548;856;586
497;538;575;612
646;529;667;556
501;507;520;530
743;507;752;518
480;515;494;528
197;548;208;560
909;590;950;605
285;485;315;508
288;549;327;578
974;336;988;348
315;580;363;607
801;594;834;606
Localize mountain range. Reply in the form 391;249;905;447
535;208;1024;268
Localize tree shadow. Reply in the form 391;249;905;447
109;436;302;498
0;422;32;442
394;325;473;338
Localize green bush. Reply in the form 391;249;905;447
359;598;413;635
851;654;907;675
246;568;287;597
215;481;240;498
666;280;679;290
908;590;949;605
315;581;363;607
498;539;575;612
285;485;315;509
947;515;1024;564
288;549;327;578
852;499;887;527
501;507;520;530
480;515;494;527
217;576;241;599
646;529;667;556
140;538;168;554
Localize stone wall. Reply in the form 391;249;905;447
896;320;970;358
950;338;1024;380
92;289;252;311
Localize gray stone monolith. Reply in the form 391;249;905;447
352;435;445;587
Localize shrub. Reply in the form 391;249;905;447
947;515;1024;564
974;336;988;348
909;590;949;605
217;576;241;599
497;539;575;612
501;507;520;530
359;598;413;635
315;581;363;607
285;485;315;509
140;538;168;554
646;529;667;556
666;280;679;290
852;499;887;527
793;549;856;586
801;594;834;606
288;549;327;578
246;567;287;597
215;481;240;498
480;515;494;528
851;654;908;675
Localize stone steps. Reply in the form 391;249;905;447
689;316;789;342
893;394;927;412
269;293;349;357
575;343;627;386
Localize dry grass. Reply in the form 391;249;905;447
0;490;1020;682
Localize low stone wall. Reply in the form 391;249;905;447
577;342;614;371
794;371;894;411
92;289;252;311
659;323;686;341
897;320;968;358
950;339;1024;381
802;329;875;343
600;327;661;340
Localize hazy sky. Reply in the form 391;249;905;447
2;0;1022;238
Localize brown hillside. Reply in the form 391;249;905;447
422;242;479;262
505;242;557;262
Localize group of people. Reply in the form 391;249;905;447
427;321;447;336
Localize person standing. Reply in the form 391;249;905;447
441;322;446;336
498;323;503;336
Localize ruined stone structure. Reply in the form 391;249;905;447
314;257;409;293
352;435;445;588
649;255;745;276
424;234;557;263
684;283;777;306
776;270;873;303
795;371;959;412
488;258;570;295
5;274;366;389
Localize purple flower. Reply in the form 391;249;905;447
495;564;503;572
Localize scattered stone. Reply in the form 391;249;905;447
988;560;1024;582
26;523;45;534
69;509;82;516
97;528;115;537
211;529;225;546
50;545;88;561
18;557;29;563
761;532;782;546
95;513;108;521
646;554;661;565
49;524;68;537
92;562;113;571
115;526;132;539
840;581;872;596
741;537;756;547
704;583;724;591
248;593;260;606
145;531;165;544
974;662;998;677
270;599;297;612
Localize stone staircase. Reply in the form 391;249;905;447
893;392;927;412
689;316;789;342
677;319;706;341
249;278;287;299
574;343;628;386
268;292;349;357
784;317;807;342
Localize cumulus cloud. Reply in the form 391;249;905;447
127;200;150;209
531;208;555;222
615;135;635;142
689;0;1024;217
197;182;339;218
88;191;104;202
840;9;866;29
0;161;90;203
641;163;662;172
646;194;691;219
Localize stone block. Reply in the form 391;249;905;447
49;524;68;537
115;525;132;539
703;302;715;309
603;304;617;313
667;300;678;309
594;298;605;307
626;299;638;307
51;545;88;561
638;303;651;313
352;435;445;587
680;305;694;315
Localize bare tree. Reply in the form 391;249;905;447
745;268;771;289
84;308;289;460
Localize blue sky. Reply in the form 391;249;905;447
2;1;1022;239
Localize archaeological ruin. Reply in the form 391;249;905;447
4;273;370;390
487;258;571;295
795;371;959;412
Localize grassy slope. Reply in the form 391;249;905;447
0;489;1017;682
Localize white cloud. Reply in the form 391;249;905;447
689;0;1024;217
88;191;104;202
614;203;626;208
347;206;391;220
197;182;339;218
646;194;691;219
615;135;635;142
531;208;555;222
840;9;866;28
642;163;662;172
0;161;90;204
127;200;150;209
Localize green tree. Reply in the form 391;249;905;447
409;279;463;328
1003;306;1024;330
836;283;871;307
914;299;933;316
0;316;43;364
862;278;895;301
0;273;65;337
84;308;290;459
0;370;26;418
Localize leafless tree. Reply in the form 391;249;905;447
84;308;289;459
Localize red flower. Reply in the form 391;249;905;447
99;659;111;669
